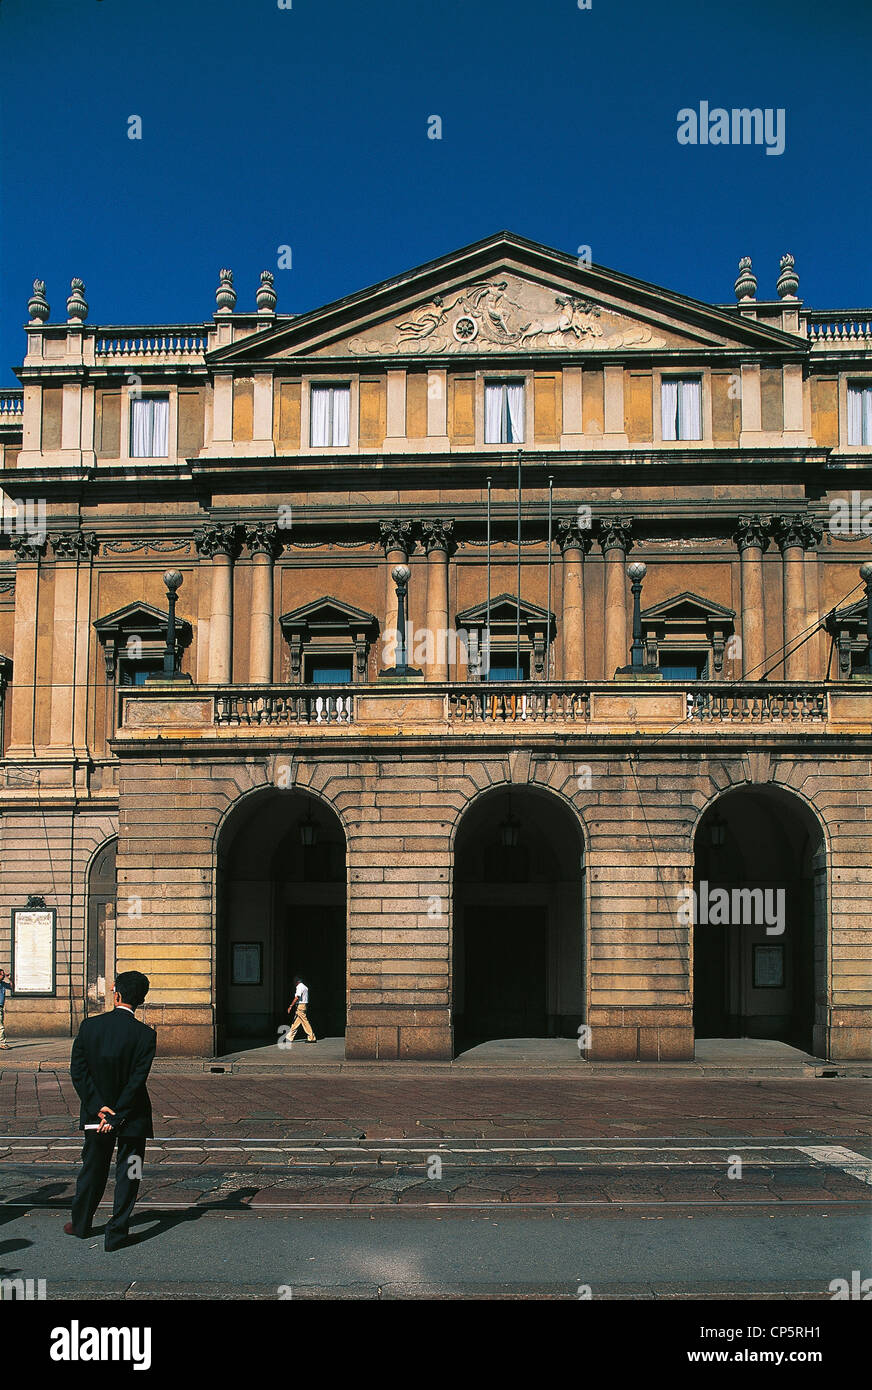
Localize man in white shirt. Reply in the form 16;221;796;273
286;976;317;1043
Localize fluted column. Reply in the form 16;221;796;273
379;519;415;669
557;518;592;680
7;534;46;754
733;516;770;679
772;516;822;680
598;519;634;677
196;524;241;684
421;519;455;681
49;531;99;749
244;523;281;684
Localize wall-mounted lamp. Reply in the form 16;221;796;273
299;812;318;848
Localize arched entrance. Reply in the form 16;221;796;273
693;786;827;1053
216;789;346;1052
453;786;585;1051
86;838;117;1016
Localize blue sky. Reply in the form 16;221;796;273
0;0;869;384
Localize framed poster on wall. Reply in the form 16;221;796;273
231;942;262;987
11;902;56;996
753;944;785;990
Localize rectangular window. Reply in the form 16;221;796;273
119;659;164;686
310;384;350;446
130;396;169;457
659;651;708;681
847;384;872;445
306;660;353;685
661;378;702;441
487;654;530;681
485;381;525;443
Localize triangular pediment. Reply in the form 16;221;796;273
209;232;804;365
641;592;736;623
93;600;193;646
279;595;378;635
457;593;556;628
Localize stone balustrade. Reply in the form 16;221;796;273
110;680;872;742
806;313;872;349
0;391;24;416
94;328;209;360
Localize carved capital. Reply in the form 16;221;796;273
733;515;771;554
771;515;822;554
379;518;415;557
597;517;634;556
10;534;46;562
50;530;99;561
557;518;593;555
244;522;282;559
421;518;455;555
195;523;242;560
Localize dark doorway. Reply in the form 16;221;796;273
463;906;547;1045
693;787;826;1054
216;790;347;1052
453;787;584;1053
86;838;117;1016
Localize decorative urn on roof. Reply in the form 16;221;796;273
734;256;757;301
66;278;88;323
256;270;277;314
28;279;50;323
776;253;799;300
215;268;236;313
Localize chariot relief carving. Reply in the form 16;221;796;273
341;274;669;355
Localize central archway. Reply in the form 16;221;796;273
216;789;346;1053
452;786;585;1052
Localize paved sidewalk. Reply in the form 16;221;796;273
1;1034;866;1077
1;1070;869;1139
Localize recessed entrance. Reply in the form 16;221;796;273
216;789;346;1052
452;787;585;1053
693;786;826;1054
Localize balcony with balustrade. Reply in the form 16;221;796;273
113;676;871;752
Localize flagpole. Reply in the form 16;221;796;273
546;474;553;681
486;475;492;682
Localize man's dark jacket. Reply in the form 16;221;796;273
70;1007;156;1137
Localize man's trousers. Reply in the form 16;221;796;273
71;1131;147;1246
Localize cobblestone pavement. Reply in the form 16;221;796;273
1;1072;869;1140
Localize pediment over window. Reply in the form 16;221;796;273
641;592;735;677
279;596;378;683
279;596;379;639
458;592;557;630
94;601;192;680
825;599;870;677
641;592;736;625
207;232;803;365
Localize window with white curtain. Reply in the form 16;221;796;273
485;381;525;444
130;396;169;457
661;378;702;441
310;384;350;446
847;385;872;445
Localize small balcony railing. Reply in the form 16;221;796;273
448;684;591;722
685;685;829;722
215;688;354;726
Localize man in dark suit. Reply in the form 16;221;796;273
66;970;156;1251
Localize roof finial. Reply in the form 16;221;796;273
216;268;236;313
256;269;277;315
776;253;799;300
734;256;757;301
28;279;49;323
66;278;88;323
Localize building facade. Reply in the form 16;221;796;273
0;232;870;1060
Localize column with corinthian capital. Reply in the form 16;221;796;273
557;518;592;681
244;523;281;684
379;519;415;670
421;519;455;681
772;516;822;681
49;530;99;751
733;515;770;679
196;524;241;684
598;518;634;678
